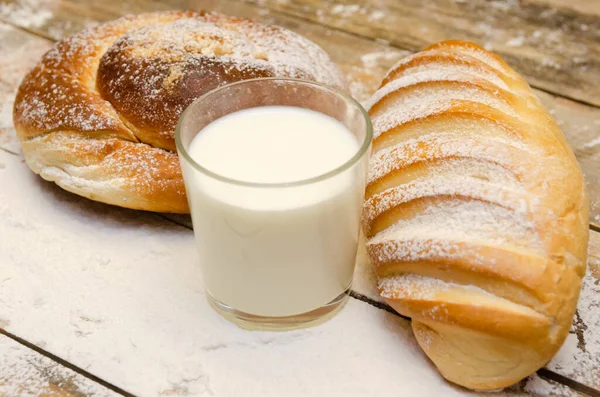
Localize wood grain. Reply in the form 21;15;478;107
547;231;600;390
0;21;51;155
242;0;600;107
355;229;600;392
534;0;600;18
2;0;598;229
0;0;599;393
0;334;118;397
0;25;120;397
0;140;542;396
534;91;600;230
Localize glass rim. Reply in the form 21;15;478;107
175;77;372;188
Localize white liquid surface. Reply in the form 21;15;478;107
183;106;365;317
191;106;358;185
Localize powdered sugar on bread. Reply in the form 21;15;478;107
13;11;347;213
362;40;588;390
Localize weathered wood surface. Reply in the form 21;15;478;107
0;22;119;397
0;333;118;397
3;0;598;230
351;227;600;393
0;24;533;397
0;0;599;395
1;142;550;397
0;18;51;156
546;232;600;390
243;0;600;107
163;213;600;390
239;0;600;229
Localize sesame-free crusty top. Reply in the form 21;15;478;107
363;40;588;390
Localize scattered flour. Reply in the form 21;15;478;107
0;23;52;155
456;1;590;75
583;136;600;149
368;10;385;22
0;4;597;396
45;19;101;41
547;255;600;389
317;3;389;26
523;374;579;397
344;49;409;103
0;0;53;28
489;0;520;12
330;4;363;18
505;36;525;47
0;150;480;396
0;335;117;397
541;57;562;70
361;50;410;69
347;77;371;104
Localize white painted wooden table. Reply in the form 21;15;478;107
0;0;599;396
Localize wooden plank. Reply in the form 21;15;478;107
242;0;600;107
0;21;52;155
3;0;598;229
533;0;600;18
521;374;587;397
163;206;600;392
0;2;598;394
354;230;600;391
534;93;600;229
0;143;544;397
0;333;119;397
547;230;600;390
0;23;525;397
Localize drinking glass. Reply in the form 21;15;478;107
176;78;372;330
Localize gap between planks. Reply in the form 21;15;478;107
241;0;600;108
248;0;600;110
265;2;600;111
0;146;19;156
1;10;599;395
3;0;598;231
536;369;600;397
3;270;597;397
155;213;600;395
0;328;135;397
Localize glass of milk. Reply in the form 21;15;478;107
176;78;371;330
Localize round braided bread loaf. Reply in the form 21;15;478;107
13;11;346;213
362;41;588;390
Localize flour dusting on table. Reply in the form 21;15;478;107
0;335;117;396
548;257;600;389
0;23;52;154
0;0;53;28
523;374;579;397
344;49;409;103
0;148;530;396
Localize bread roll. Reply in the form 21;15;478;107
362;40;588;390
13;11;346;213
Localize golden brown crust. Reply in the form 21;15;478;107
363;40;588;390
13;11;347;213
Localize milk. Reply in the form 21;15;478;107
183;106;364;317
